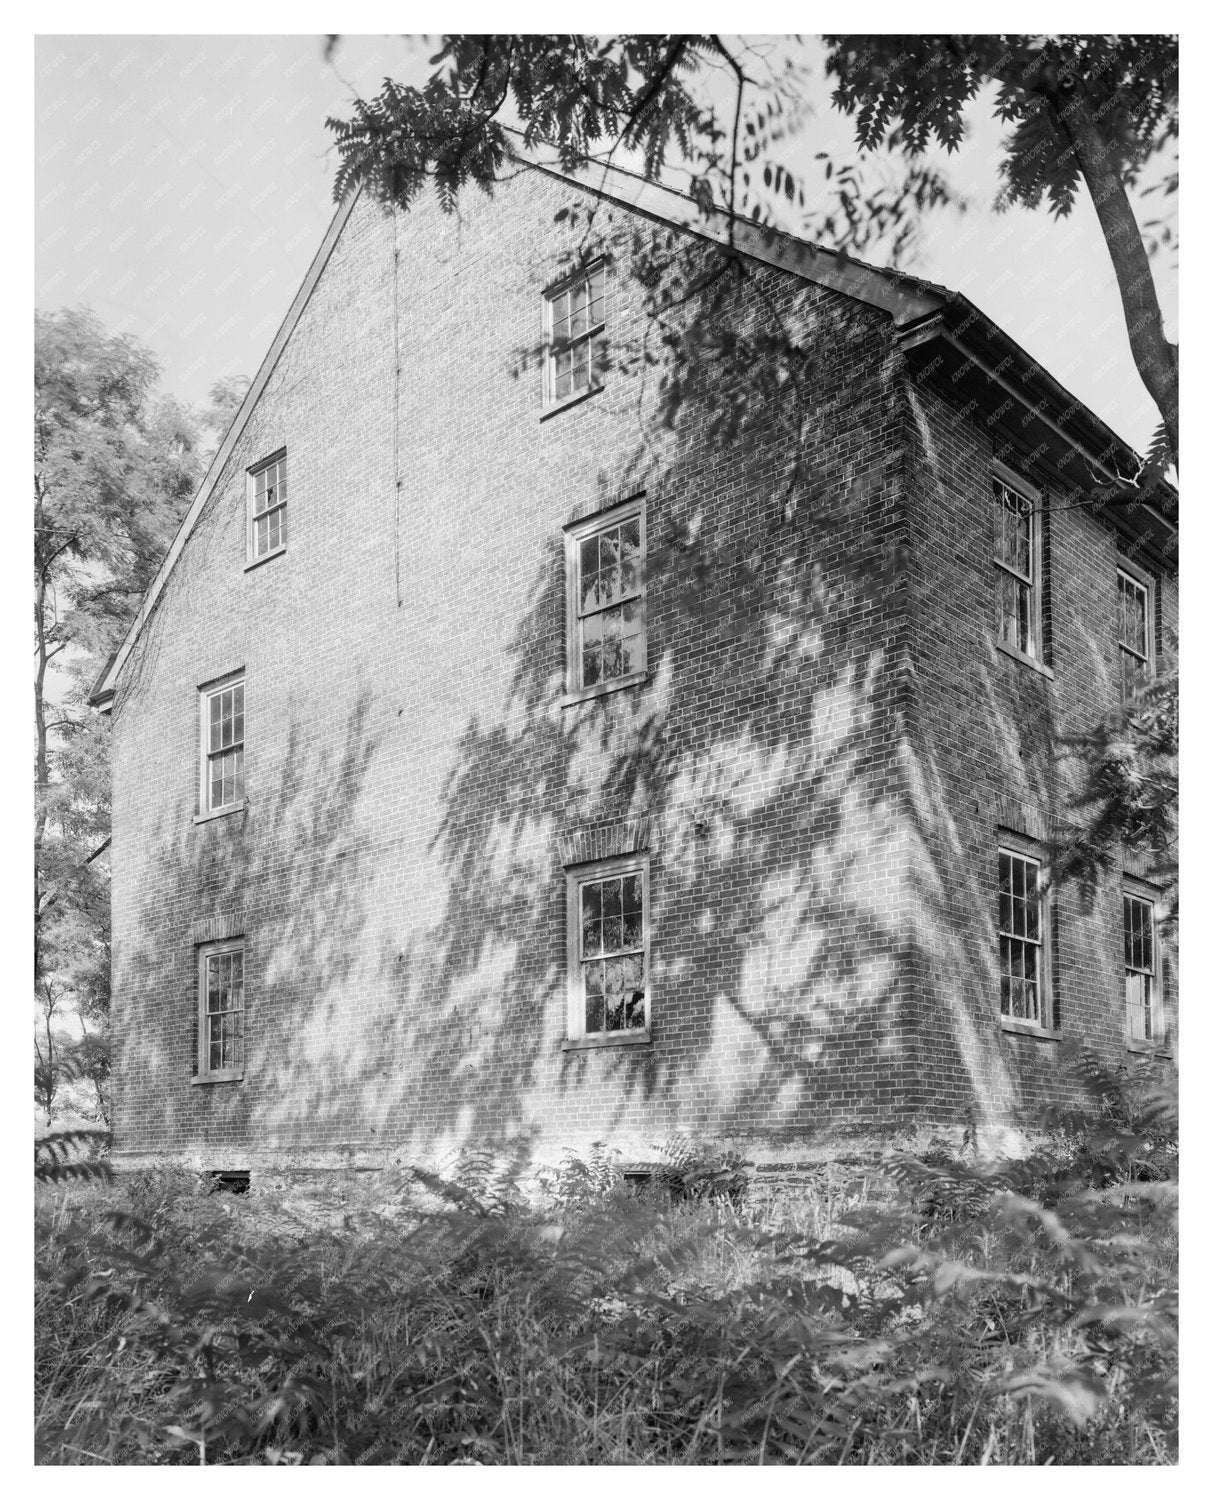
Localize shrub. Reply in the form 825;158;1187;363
34;1060;1176;1465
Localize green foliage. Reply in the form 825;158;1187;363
326;32;1176;466
1055;665;1177;923
824;36;1176;216
34;308;208;1125
36;1070;1176;1465
35;1128;112;1187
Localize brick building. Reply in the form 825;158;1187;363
91;160;1177;1179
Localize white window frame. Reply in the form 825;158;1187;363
563;497;647;705
543;261;606;410
195;937;245;1083
992;463;1043;665
246;449;287;567
997;836;1056;1036
197;670;245;820
564;853;651;1047
1116;559;1153;703
1123;883;1161;1050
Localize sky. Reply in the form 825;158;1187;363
34;31;1177;458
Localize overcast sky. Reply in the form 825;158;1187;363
34;32;1177;460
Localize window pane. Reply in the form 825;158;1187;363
579;535;599;599
589;268;605;324
569;290;587;339
584;964;605;1034
622;874;642;912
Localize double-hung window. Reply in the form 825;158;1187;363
1116;565;1152;702
545;264;605;406
197;939;245;1081
1124;890;1157;1044
998;843;1053;1030
247;451;286;564
993;468;1041;661
565;500;645;699
200;673;244;815
566;856;650;1042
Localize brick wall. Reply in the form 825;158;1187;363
108;169;1174;1174
901;377;1177;1137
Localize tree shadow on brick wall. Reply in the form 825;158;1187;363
118;688;386;1159
361;239;1064;1162
369;265;1031;1160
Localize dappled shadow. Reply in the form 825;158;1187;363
111;183;1160;1173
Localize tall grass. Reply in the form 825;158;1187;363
35;1055;1176;1465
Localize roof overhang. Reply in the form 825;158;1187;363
896;305;1177;572
91;151;1176;707
520;149;948;326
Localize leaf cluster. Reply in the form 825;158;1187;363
36;1062;1176;1464
824;35;1177;217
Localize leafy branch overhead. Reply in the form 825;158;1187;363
327;32;1177;465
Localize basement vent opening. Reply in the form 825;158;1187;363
210;1170;250;1195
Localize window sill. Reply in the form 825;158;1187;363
193;801;245;825
562;670;649;708
1000;1017;1062;1041
996;641;1054;679
245;546;286;572
192;1070;244;1085
562;1030;651;1052
995;639;1049;681
1126;1038;1171;1057
541;383;603;422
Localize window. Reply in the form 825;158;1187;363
197;940;245;1080
998;844;1053;1030
545;264;605;406
564;500;645;700
1124;891;1157;1044
247;451;286;563
993;469;1041;660
199;674;244;815
1116;566;1152;701
566;856;649;1041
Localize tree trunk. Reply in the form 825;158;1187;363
1050;86;1179;465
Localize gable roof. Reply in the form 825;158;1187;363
91;153;1175;707
90;187;361;708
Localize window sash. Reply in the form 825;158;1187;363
569;505;645;691
1117;570;1150;700
547;267;605;402
201;945;244;1075
1124;894;1155;1041
998;849;1046;1025
994;476;1038;657
571;863;648;1036
203;680;244;811
249;455;287;558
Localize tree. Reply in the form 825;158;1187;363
327;33;1179;917
1056;666;1177;924
34;308;204;1121
327;33;1177;473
